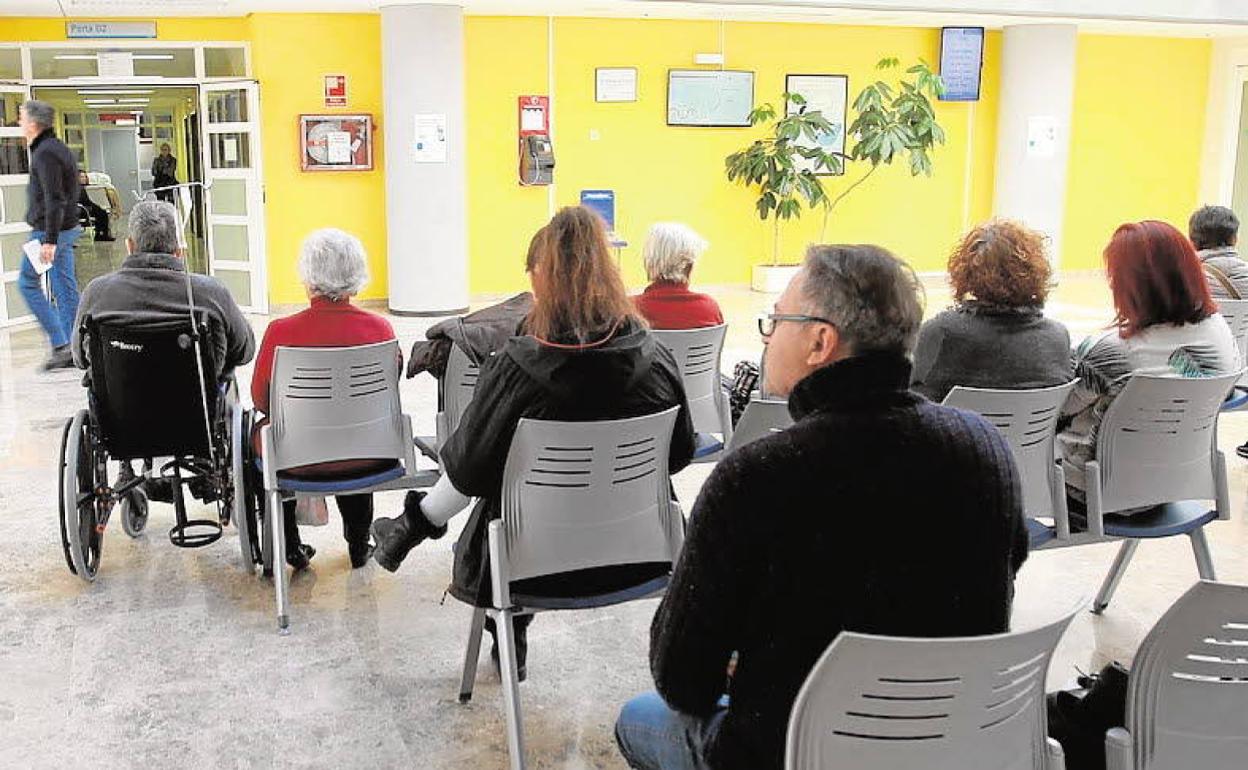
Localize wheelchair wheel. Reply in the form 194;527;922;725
230;402;261;568
59;409;104;581
120;487;149;538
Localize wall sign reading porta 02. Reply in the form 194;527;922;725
299;114;374;172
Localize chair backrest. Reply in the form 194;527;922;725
1215;299;1248;369
439;343;481;444
267;340;406;471
652;325;728;435
726;397;792;453
1095;372;1241;511
86;315;219;460
786;605;1080;770
943;381;1077;519
498;407;683;584
1122;581;1248;770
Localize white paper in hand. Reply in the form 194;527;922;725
23;239;52;276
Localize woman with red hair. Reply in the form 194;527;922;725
1058;220;1239;502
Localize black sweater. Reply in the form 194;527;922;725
26;130;80;244
649;352;1029;770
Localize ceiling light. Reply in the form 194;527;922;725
55;55;98;61
132;55;175;61
77;89;154;95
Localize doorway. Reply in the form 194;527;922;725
98;128;140;212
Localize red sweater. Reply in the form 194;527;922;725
634;281;725;330
251;296;396;415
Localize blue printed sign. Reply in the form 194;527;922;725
580;189;615;232
939;27;984;102
66;21;157;39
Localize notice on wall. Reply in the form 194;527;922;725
326;131;352;164
223;137;239;164
596;68;638;103
413;113;447;163
324;74;348;108
97;51;135;79
1027;116;1058;158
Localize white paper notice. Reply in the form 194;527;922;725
326;131;352;164
223;137;239;164
1027;116;1058;159
96;51;134;79
413;113;447;163
520;107;545;133
596;68;638;102
23;239;52;276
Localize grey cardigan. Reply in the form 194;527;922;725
911;302;1073;403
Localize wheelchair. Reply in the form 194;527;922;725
58;314;260;581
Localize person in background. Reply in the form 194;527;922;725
615;244;1029;770
1058;220;1239;505
371;206;695;680
18;99;83;371
634;222;723;330
152;143;178;203
250;229;395;570
77;170;114;242
1189;205;1248;300
911;219;1072;402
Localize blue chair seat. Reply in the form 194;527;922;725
512;574;670;611
1222;386;1248;412
254;458;405;494
1026;518;1057;549
1102;501;1218;539
692;432;723;459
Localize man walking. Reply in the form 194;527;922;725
18;99;82;371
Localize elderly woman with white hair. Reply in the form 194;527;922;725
633;222;723;329
250;228;396;570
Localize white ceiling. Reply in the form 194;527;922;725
2;0;1247;37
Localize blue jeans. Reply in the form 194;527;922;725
18;227;82;348
615;692;729;770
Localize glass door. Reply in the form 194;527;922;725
199;80;265;313
0;84;32;326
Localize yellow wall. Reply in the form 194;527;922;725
467;17;1001;293
1063;34;1212;270
248;13;386;303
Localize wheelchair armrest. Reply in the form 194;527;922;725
1104;727;1132;770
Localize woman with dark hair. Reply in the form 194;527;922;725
371;206;695;675
1058;220;1239;499
911;219;1072;402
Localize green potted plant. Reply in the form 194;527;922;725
726;58;947;292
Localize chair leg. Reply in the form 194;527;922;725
1092;539;1139;615
459;608;487;704
270;488;290;634
1189;527;1217;581
494;608;528;770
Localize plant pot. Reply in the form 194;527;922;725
751;264;801;293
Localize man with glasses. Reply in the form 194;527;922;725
615;244;1030;770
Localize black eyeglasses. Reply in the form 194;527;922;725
758;314;835;337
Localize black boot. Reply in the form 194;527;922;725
485;614;531;682
370;491;446;572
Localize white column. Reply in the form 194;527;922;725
381;2;469;315
992;24;1078;266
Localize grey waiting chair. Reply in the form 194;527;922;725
1215;300;1248;406
414;342;481;463
455;407;685;770
786;602;1081;770
652;325;733;461
1106;581;1248;770
943;381;1078;541
726;396;792;453
257;340;438;633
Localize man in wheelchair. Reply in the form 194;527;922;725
71;200;254;506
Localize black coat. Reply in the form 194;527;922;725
649;352;1029;770
441;318;696;606
26;130;80;244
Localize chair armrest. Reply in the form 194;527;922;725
1052;459;1071;541
487;519;512;610
1045;736;1066;770
1215;449;1231;521
1105;727;1132;770
258;424;278;491
1085;460;1106;538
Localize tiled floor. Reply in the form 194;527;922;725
1;272;1246;769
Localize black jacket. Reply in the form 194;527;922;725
27;130;80;244
71;252;256;379
911;302;1074;403
441;318;696;606
406;292;534;379
649;352;1029;770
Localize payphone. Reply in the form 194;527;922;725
518;95;554;186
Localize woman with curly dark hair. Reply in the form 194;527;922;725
911;219;1073;402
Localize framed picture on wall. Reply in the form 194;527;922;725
785;74;848;176
299;113;374;171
